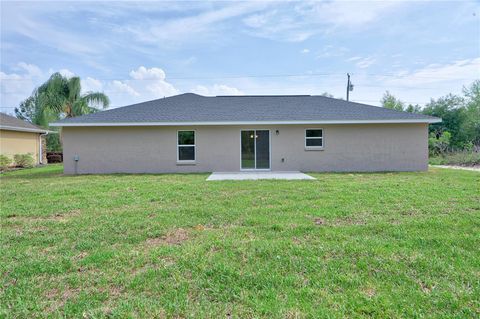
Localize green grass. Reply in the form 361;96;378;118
1;165;479;318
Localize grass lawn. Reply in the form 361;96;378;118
1;165;479;318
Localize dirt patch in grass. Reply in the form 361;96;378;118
145;228;189;246
44;287;82;313
7;210;81;223
100;285;124;298
362;287;377;298
292;237;303;245
133;257;176;276
313;216;366;226
417;280;435;294
74;251;88;260
401;210;421;216
45;285;124;314
45;287;78;299
97;286;126;317
331;216;366;226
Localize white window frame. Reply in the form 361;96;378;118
177;130;196;163
305;128;324;150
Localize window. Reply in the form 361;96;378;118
305;129;323;149
177;130;195;162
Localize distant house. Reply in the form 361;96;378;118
51;93;441;174
0;112;49;165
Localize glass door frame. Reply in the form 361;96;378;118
239;129;271;171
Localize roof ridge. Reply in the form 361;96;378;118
216;95;311;97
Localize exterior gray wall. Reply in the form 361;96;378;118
62;123;428;174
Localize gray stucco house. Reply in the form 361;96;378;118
51;93;441;174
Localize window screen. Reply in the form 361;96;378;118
305;129;323;148
178;131;195;161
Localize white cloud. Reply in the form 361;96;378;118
296;1;403;29
6;10;102;56
129;66;166;80
180;56;197;66
347;56;362;62
109;80;139;97
242;9;314;42
129;2;269;46
17;62;43;78
58;69;75;78
243;10;277;28
192;84;244;96
301;48;310;54
97;66;179;106
355;57;376;69
242;1;404;42
0;62;44;112
128;66;178;98
384;58;480;86
81;77;103;92
316;45;349;59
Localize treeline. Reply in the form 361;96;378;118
381;80;480;154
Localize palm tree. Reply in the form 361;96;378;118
39;72;109;118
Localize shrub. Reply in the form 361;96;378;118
430;151;480;166
0;155;12;169
428;131;451;156
13;153;35;168
47;154;62;163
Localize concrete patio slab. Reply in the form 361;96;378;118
206;171;316;181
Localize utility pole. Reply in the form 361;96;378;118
346;73;354;101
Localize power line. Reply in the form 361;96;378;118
0;72;477;81
353;99;426;105
356;84;439;90
0;72;342;81
0;82;467;95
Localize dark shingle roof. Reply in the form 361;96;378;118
0;112;48;133
51;93;440;126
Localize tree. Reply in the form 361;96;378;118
320;92;334;98
462;80;480;146
15;72;110;152
39;72;109;118
422;94;467;148
15;89;62;151
405;103;421;113
15;90;57;128
381;91;405;111
15;95;38;123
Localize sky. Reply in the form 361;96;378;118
1;0;479;113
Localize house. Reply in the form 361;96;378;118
0;112;49;165
51;93;441;174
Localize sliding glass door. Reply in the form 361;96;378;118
241;130;270;170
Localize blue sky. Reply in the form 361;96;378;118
1;0;479;112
